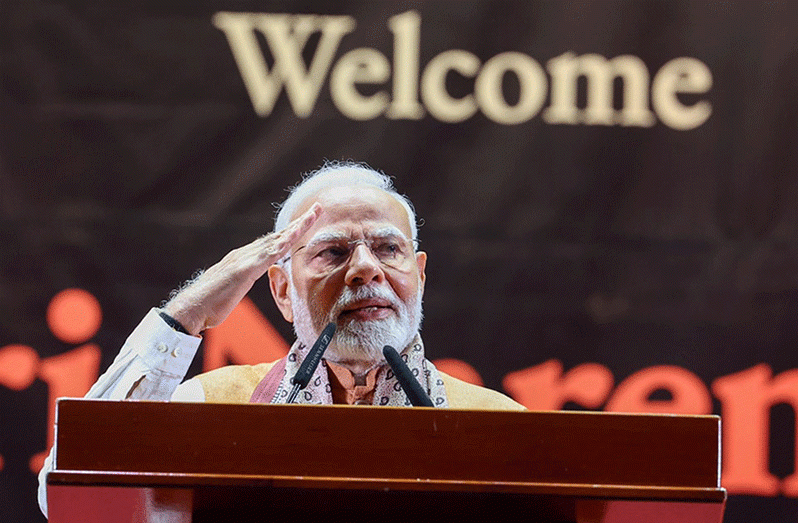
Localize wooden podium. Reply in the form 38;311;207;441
47;398;726;522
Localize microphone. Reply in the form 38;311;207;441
382;346;434;407
287;322;336;403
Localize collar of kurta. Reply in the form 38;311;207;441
250;334;449;407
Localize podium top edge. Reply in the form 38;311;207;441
56;397;721;420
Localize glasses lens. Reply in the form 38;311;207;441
302;236;415;273
370;237;411;268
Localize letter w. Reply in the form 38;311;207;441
213;12;356;117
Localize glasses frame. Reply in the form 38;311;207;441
279;235;421;271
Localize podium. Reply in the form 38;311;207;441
47;398;725;522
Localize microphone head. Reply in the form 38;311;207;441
382;345;434;407
382;345;399;361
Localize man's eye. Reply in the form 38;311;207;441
374;242;400;256
318;246;348;259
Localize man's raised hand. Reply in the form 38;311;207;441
162;203;321;335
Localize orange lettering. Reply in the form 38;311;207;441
433;358;484;386
606;365;712;414
502;359;614;410
203;298;290;371
0;344;41;470
0;344;39;391
19;286;798;504
712;364;798;496
46;288;102;344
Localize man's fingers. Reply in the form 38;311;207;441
260;203;322;261
286;203;321;242
162;204;322;333
290;202;322;237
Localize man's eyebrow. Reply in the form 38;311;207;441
304;231;350;249
304;226;410;248
368;226;408;239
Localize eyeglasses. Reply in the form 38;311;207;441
287;234;419;274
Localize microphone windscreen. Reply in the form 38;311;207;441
383;345;434;407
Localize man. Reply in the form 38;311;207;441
38;162;523;515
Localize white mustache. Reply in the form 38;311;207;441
332;285;400;319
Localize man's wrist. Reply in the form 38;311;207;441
157;310;191;335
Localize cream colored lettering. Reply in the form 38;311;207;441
652;57;713;130
214;10;713;129
330;49;391;120
544;53;656;127
421;50;480;123
212;12;355;117
386;10;425;119
475;52;548;125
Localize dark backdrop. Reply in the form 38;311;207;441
2;2;798;521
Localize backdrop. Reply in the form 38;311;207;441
2;1;798;521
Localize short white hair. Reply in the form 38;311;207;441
274;161;419;240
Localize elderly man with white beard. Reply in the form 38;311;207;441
38;161;523;515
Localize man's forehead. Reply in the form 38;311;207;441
293;185;413;237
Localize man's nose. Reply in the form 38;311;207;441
344;243;384;285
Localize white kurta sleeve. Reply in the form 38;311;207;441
95;308;201;400
37;307;203;517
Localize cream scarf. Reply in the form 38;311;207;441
256;335;448;407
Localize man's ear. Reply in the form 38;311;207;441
415;251;427;293
268;264;294;322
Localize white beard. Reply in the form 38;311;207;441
290;281;423;366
